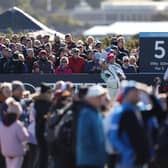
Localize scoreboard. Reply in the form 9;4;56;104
140;32;168;73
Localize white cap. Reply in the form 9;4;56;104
86;85;107;98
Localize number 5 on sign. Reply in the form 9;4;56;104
154;41;166;59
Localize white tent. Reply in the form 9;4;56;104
83;25;110;36
0;7;64;39
109;22;168;36
83;21;168;37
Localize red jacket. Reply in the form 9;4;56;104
54;65;72;74
68;56;85;73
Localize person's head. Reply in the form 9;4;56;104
55;80;66;91
122;56;130;65
86;50;94;60
16;43;23;53
2;98;22;126
40;82;53;101
59;90;73;106
32;62;40;73
26;38;32;48
77;85;89;100
85;85;107;109
39;50;48;60
86;36;94;45
95;41;102;52
65;33;73;43
99;58;107;70
9;43;17;52
27;48;34;58
44;42;52;53
0;82;12;99
111;37;118;46
60;56;69;67
11;34;19;43
43;35;50;44
12;81;25;100
72;48;80;59
117;36;125;49
20;35;27;45
121;81;140;105
129;55;137;65
107;53;116;64
36;34;43;43
77;44;84;55
34;40;41;48
54;34;60;43
1;47;12;58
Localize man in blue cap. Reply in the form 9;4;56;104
108;80;150;168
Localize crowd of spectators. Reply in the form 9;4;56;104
0;33;139;75
0;79;168;168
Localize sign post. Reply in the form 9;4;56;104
140;32;168;73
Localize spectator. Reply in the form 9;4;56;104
117;36;129;62
0;47;12;73
0;82;12;119
54;56;72;74
33;83;53;168
122;56;137;73
77;44;87;59
44;42;56;65
129;55;139;72
32;62;40;73
11;34;19;43
94;41;103;53
43;35;50;45
76;85;106;168
4;52;26;73
16;43;23;54
52;34;62;54
68;48;85;73
26;38;33;49
0;97;30;168
20;36;27;46
55;47;68;67
65;33;76;50
9;43;17;53
33;40;42;57
36;50;53;73
107;52;126;80
84;51;101;73
25;48;36;73
84;36;95;50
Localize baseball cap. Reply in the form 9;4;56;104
86;85;107;98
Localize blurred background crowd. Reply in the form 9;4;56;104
0;79;168;168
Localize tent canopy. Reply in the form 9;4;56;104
83;21;168;37
0;7;64;38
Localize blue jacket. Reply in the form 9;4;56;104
108;103;150;166
76;104;106;167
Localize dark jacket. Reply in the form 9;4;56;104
38;59;53;73
33;94;52;144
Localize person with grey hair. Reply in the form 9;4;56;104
122;56;137;73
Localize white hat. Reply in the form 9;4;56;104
5;97;22;115
86;85;107;98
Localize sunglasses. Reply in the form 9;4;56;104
61;61;67;63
